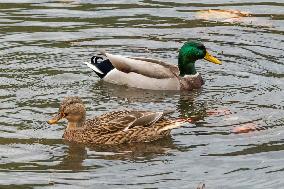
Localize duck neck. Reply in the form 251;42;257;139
66;116;86;131
178;57;197;76
178;61;197;76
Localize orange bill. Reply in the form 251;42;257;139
47;113;63;125
204;51;222;65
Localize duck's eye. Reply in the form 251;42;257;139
197;45;205;51
60;112;68;117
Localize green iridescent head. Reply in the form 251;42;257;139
178;41;221;76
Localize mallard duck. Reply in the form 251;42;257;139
84;41;221;90
47;97;182;144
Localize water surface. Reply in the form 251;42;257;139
0;0;284;188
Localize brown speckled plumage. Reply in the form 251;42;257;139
48;97;180;145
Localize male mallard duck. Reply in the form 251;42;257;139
84;41;221;90
47;97;182;144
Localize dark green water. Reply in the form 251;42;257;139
0;0;283;188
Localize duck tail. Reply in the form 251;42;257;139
158;122;181;132
162;109;175;116
84;53;114;79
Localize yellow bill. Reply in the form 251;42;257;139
47;113;63;125
204;51;222;65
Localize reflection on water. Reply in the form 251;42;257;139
178;92;207;120
58;143;88;171
61;137;179;169
0;0;284;188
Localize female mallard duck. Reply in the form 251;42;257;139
84;41;221;90
47;97;182;144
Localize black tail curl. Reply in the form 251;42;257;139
91;56;104;65
90;56;114;79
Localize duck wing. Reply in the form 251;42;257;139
130;56;180;76
92;110;174;134
104;52;178;79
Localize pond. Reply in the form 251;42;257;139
0;0;283;188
